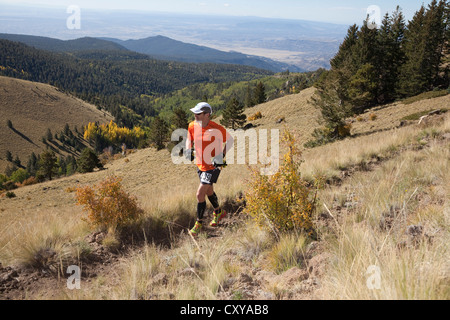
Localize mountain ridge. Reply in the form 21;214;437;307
0;33;128;52
104;35;305;72
0;33;303;72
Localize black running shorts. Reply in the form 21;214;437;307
197;168;221;185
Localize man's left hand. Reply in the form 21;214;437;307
212;153;225;167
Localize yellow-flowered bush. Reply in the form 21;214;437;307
244;130;316;236
75;175;144;230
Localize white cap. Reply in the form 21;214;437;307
190;102;212;115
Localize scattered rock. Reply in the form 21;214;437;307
277;267;309;286
243;123;255;130
151;273;168;286
238;273;254;285
379;205;402;231
256;290;276;300
397;225;433;249
254;270;276;286
1;269;18;283
307;253;329;278
406;225;424;238
33;248;57;269
85;231;107;245
428;109;442;116
178;267;196;277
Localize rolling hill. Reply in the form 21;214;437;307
0;76;114;174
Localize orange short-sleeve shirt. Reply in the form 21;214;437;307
188;120;228;172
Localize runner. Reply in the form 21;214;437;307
186;102;234;237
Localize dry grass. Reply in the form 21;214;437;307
1;87;449;300
0;206;88;269
315;116;449;300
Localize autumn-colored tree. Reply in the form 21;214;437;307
75;175;144;230
245;130;316;236
84;120;147;150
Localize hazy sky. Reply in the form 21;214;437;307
0;0;435;24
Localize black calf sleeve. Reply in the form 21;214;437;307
208;193;219;210
197;202;207;221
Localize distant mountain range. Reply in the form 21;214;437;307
0;33;304;72
0;6;349;71
104;35;305;72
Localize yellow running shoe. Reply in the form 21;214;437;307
210;209;226;227
189;221;203;237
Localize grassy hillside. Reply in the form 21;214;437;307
0;76;114;174
0;89;448;300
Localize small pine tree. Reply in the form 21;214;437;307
64;123;70;136
66;155;77;176
220;98;246;129
311;71;353;141
26;152;38;176
46;128;53;142
172;107;189;130
13;155;21;168
245;83;255;107
149;116;169;150
37;150;58;181
254;81;267;104
5;150;12;162
77;148;103;173
347;63;378;111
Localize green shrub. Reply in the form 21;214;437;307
6;191;16;198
